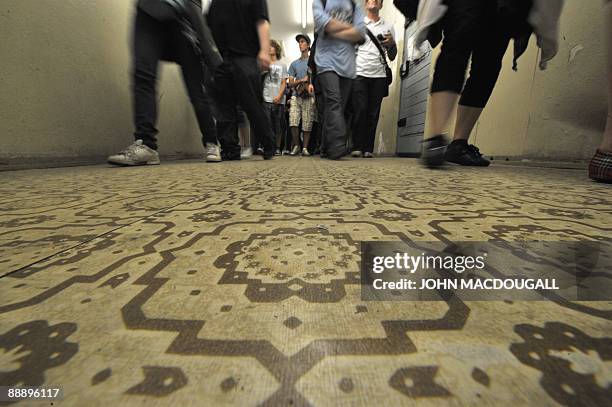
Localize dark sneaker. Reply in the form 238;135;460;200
445;141;490;167
263;149;275;160
588;149;612;183
422;135;447;168
327;149;347;160
221;152;242;161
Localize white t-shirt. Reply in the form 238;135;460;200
356;16;395;78
263;62;288;104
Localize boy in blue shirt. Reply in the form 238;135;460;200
313;0;366;160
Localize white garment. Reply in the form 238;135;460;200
201;0;211;13
356;16;396;78
413;0;447;51
529;0;565;69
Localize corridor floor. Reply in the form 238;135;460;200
0;157;610;406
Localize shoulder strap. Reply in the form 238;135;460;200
366;28;389;67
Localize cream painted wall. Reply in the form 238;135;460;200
521;0;608;160
0;0;202;165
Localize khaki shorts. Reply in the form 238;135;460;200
289;96;315;131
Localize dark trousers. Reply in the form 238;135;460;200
132;7;217;150
351;76;387;154
213;55;275;157
263;102;285;148
431;0;512;108
314;76;325;153
317;71;353;158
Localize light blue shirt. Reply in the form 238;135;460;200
313;0;366;79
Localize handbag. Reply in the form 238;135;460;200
366;29;393;91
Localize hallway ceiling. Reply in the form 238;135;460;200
268;0;315;62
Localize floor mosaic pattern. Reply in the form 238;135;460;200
0;158;611;406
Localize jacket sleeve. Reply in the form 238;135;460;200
184;0;223;70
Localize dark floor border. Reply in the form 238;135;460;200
0;154;203;172
0;154;589;172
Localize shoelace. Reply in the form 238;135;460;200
119;143;138;156
467;144;483;157
119;142;147;158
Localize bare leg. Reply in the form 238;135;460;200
454;105;483;141
239;124;250;148
429;91;461;136
589;2;612;181
291;127;300;148
303;131;311;150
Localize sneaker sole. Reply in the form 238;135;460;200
445;158;490;167
422;147;446;168
107;159;160;166
206;157;222;163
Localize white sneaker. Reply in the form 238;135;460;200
290;145;300;156
351;150;362;158
108;140;160;166
241;147;253;159
205;143;221;162
302;148;310;156
364;152;374;158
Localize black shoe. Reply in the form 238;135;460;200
422;135;447;168
327;145;348;160
445;141;490;167
263;150;275;160
221;153;241;161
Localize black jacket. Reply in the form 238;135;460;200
394;0;544;71
137;0;222;71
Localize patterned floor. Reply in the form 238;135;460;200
0;157;611;406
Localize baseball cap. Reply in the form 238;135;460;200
295;33;311;45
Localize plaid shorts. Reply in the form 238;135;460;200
289;96;315;131
589;149;612;183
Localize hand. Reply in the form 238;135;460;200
381;33;395;48
273;95;282;104
258;50;271;71
308;84;314;95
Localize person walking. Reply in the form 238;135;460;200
108;0;222;166
207;0;276;160
313;0;366;160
